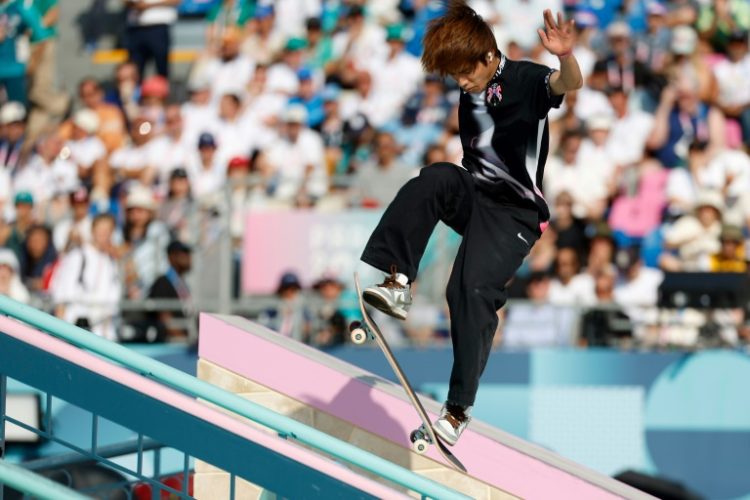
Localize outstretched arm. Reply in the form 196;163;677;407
537;10;583;95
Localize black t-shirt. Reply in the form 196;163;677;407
459;54;563;222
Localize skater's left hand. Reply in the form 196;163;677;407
537;9;576;57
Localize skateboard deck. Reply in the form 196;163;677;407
351;272;466;473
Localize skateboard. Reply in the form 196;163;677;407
350;272;467;473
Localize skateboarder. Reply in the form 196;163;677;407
361;2;583;445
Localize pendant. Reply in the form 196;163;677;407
486;81;503;107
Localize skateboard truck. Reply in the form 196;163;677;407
409;424;434;454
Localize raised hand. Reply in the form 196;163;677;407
537;9;576;57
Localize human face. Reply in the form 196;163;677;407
451;58;496;94
92;217;114;250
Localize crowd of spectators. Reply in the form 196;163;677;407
0;0;749;348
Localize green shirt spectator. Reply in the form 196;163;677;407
31;0;58;38
206;0;254;28
0;0;50;79
697;0;750;52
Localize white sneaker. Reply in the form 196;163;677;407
433;403;472;446
362;268;412;320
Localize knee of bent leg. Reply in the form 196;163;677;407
419;162;461;185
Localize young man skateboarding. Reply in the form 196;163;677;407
361;2;583;445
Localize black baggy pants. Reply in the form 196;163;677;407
361;163;540;407
127;24;171;79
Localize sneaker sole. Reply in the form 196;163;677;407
362;290;408;321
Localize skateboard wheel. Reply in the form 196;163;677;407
410;429;430;454
351;328;368;345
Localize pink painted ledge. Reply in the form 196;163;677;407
0;315;408;500
199;313;653;500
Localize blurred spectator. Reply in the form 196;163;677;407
258;271;312;342
6;191;36;259
196;27;255;104
708;224;747;272
305;16;334;71
608;157;668;241
53;187;93;252
586;222;617;277
665;26;717;105
712;30;750;146
260;104;327;206
64;109;106;193
267;37;309;97
289;68;325;128
0;248;29;303
349;131;415;208
0;101;27;173
181;76;214;141
226;156;253;240
77;78;127;152
593;264;617;304
125;0;179;79
105;62;141;124
109;117;158;186
330;5;387;83
648;76;726;168
241;4;285;65
592;21;659;97
613;246;664;309
187;132;225;204
148;104;192;194
14;133;79;214
577;113;616;199
50;214;121;340
545;130;608;220
147;240;193;340
310;273;347;347
120;184;169;299
665;139;712;215
0;0;50;104
548;191;588;256
139;75;169;130
548;246;596;306
696;0;750;53
214;93;254;164
25;0;69;140
204;0;255;51
19;224;57;295
503;270;578;348
159;168;195;242
634;2;671;75
661;189;724;270
606;86;655;167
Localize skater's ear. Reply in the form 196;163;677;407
486;51;493;63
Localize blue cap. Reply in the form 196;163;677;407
255;4;274;18
322;83;341;101
277;271;302;292
574;7;598;28
297;67;313;81
14;191;34;205
198;132;217;149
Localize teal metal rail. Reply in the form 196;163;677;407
0;296;470;500
0;459;89;500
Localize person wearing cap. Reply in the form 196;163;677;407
124;0;179;79
6;191;36;260
120;183;169;299
225;156;253;241
310;272;348;347
592;20;659;96
261;103;327;206
147;239;194;340
139;74;170;129
241;4;285;65
186;131;226;203
361;23;423;127
0;101;27;173
159;167;195;242
14;132;79;211
0;0;51;104
708;224;747;272
662;189;724;271
265;37;310;97
50;213;122;341
289;67;325;128
53;187;94;252
305;16;334;70
64;108;107;189
258;271;312;343
0;247;30;304
665;25;717;105
712;29;750;145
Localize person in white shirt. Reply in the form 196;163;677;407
0;249;30;304
364;25;424;127
181;77;218;146
548;246;597;306
147;104;193;196
14;133;79;215
613;246;663;329
125;0;180;79
51;213;122;341
576;114;617;198
330;6;387;79
661;190;724;271
195;28;256;106
259;104;327;206
266;37;310;97
63;109;107;191
213;93;256;166
109;117;159;186
53;187;94;253
605;86;654;167
712;30;750;145
185;132;226;204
